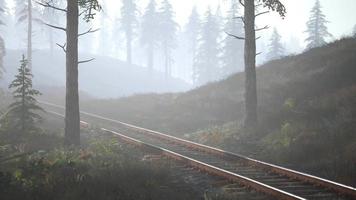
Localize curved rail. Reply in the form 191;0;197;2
46;108;305;200
102;128;305;200
41;101;356;199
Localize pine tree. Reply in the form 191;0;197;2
141;0;159;71
221;0;244;78
0;0;6;25
4;55;43;134
214;3;224;43
65;0;101;145
40;0;65;55
15;0;33;70
0;36;4;79
267;28;285;60
193;8;220;86
158;0;178;78
0;0;6;77
40;0;102;145
242;0;286;128
305;0;332;49
97;0;113;56
185;6;200;85
353;25;356;37
120;0;139;65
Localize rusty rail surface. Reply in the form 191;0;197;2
41;101;356;199
46;108;305;200
102;128;305;200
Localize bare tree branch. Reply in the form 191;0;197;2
56;43;66;53
78;58;95;64
255;25;270;32
255;11;270;17
78;10;86;17
45;23;66;32
234;16;245;24
256;36;261;40
239;0;245;7
78;28;100;37
36;1;67;12
256;52;262;56
225;31;245;40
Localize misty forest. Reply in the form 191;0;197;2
0;0;356;199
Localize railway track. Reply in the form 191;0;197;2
41;101;356;200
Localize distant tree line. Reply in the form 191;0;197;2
0;0;6;77
190;1;244;86
0;0;337;86
0;0;344;143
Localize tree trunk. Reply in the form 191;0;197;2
49;28;54;56
65;0;80;145
148;43;154;72
244;0;258;128
21;66;25;133
27;0;32;70
164;42;169;79
126;29;132;65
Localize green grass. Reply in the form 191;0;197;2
0;139;200;200
79;38;356;136
75;38;356;186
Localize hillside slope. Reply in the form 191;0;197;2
80;38;356;135
1;50;191;98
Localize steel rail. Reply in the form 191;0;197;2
46;109;305;200
40;101;356;199
102;128;306;200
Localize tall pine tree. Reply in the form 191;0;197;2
193;8;220;86
185;6;200;85
0;0;6;76
97;0;113;56
141;0;159;71
4;55;43;134
221;0;244;78
267;28;285;60
15;0;34;70
241;0;286;128
305;0;332;49
40;0;102;145
40;0;65;55
120;0;139;65
158;0;178;78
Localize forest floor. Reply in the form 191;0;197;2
1;38;355;199
0;113;206;200
75;38;356;187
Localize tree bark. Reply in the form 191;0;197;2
126;28;132;65
164;42;169;79
49;28;54;56
21;65;25;133
65;0;80;145
147;43;154;72
27;0;32;70
244;0;258;128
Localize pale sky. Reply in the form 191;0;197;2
102;0;356;49
5;0;356;50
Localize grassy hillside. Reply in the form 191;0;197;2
80;38;356;135
1;50;191;98
77;38;356;186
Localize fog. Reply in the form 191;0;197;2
1;1;356;199
1;0;355;98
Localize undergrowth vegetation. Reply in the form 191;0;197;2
0;133;198;200
186;39;356;186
